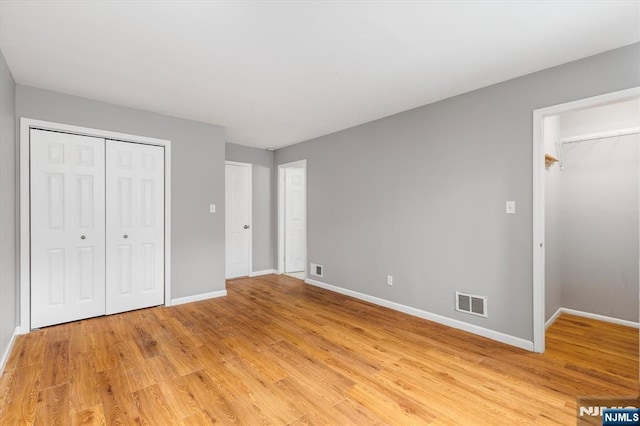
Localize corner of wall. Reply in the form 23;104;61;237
0;48;18;366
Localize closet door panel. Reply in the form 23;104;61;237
106;140;165;314
30;129;106;328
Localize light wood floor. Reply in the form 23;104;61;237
1;275;637;425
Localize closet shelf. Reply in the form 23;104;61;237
545;154;559;168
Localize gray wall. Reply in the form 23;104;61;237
16;85;226;300
225;143;274;272
556;102;639;322
0;51;17;361
275;43;640;341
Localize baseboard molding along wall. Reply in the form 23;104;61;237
0;327;20;374
171;290;227;306
249;269;277;277
545;307;640;329
304;278;534;352
545;308;563;329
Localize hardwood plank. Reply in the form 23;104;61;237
346;382;438;424
160;343;206;377
92;328;120;373
70;404;106;426
132;383;179;425
68;320;97;356
178;410;221;425
129;316;164;359
122;354;180;392
219;357;303;424
1;275;637;424
40;338;69;388
157;377;201;420
33;383;70;426
332;397;388;425
266;340;353;405
0;365;41;425
4;330;47;370
68;353;101;412
180;370;240;424
95;367;140;424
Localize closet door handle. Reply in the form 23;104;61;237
80;235;86;240
123;234;129;239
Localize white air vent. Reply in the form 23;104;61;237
455;291;487;317
310;263;323;278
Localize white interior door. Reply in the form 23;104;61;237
30;129;106;328
225;163;251;278
106;140;165;314
285;167;305;273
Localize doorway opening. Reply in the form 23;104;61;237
532;87;640;352
278;160;307;280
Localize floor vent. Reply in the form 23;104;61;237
310;263;323;278
455;292;487;317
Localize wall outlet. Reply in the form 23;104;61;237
310;263;323;278
387;275;393;286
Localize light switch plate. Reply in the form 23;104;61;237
506;201;516;214
210;204;216;213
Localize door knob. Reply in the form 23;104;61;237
243;225;250;229
80;235;86;240
123;234;129;239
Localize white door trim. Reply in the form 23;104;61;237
277;160;307;277
531;86;640;353
19;117;172;333
225;160;252;278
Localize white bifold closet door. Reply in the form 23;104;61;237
106;140;165;314
30;130;107;328
30;131;165;328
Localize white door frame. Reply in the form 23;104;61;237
19;118;172;333
531;86;640;353
225;161;252;278
277;160;307;276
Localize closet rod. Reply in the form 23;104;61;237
555;126;640;170
559;126;640;145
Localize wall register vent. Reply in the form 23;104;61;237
310;263;323;278
456;291;487;317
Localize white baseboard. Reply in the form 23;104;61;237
560;308;640;329
249;269;277;277
171;290;227;306
545;308;563;329
1;327;20;374
304;278;534;352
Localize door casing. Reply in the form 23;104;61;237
531;86;640;352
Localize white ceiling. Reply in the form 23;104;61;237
1;1;638;149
